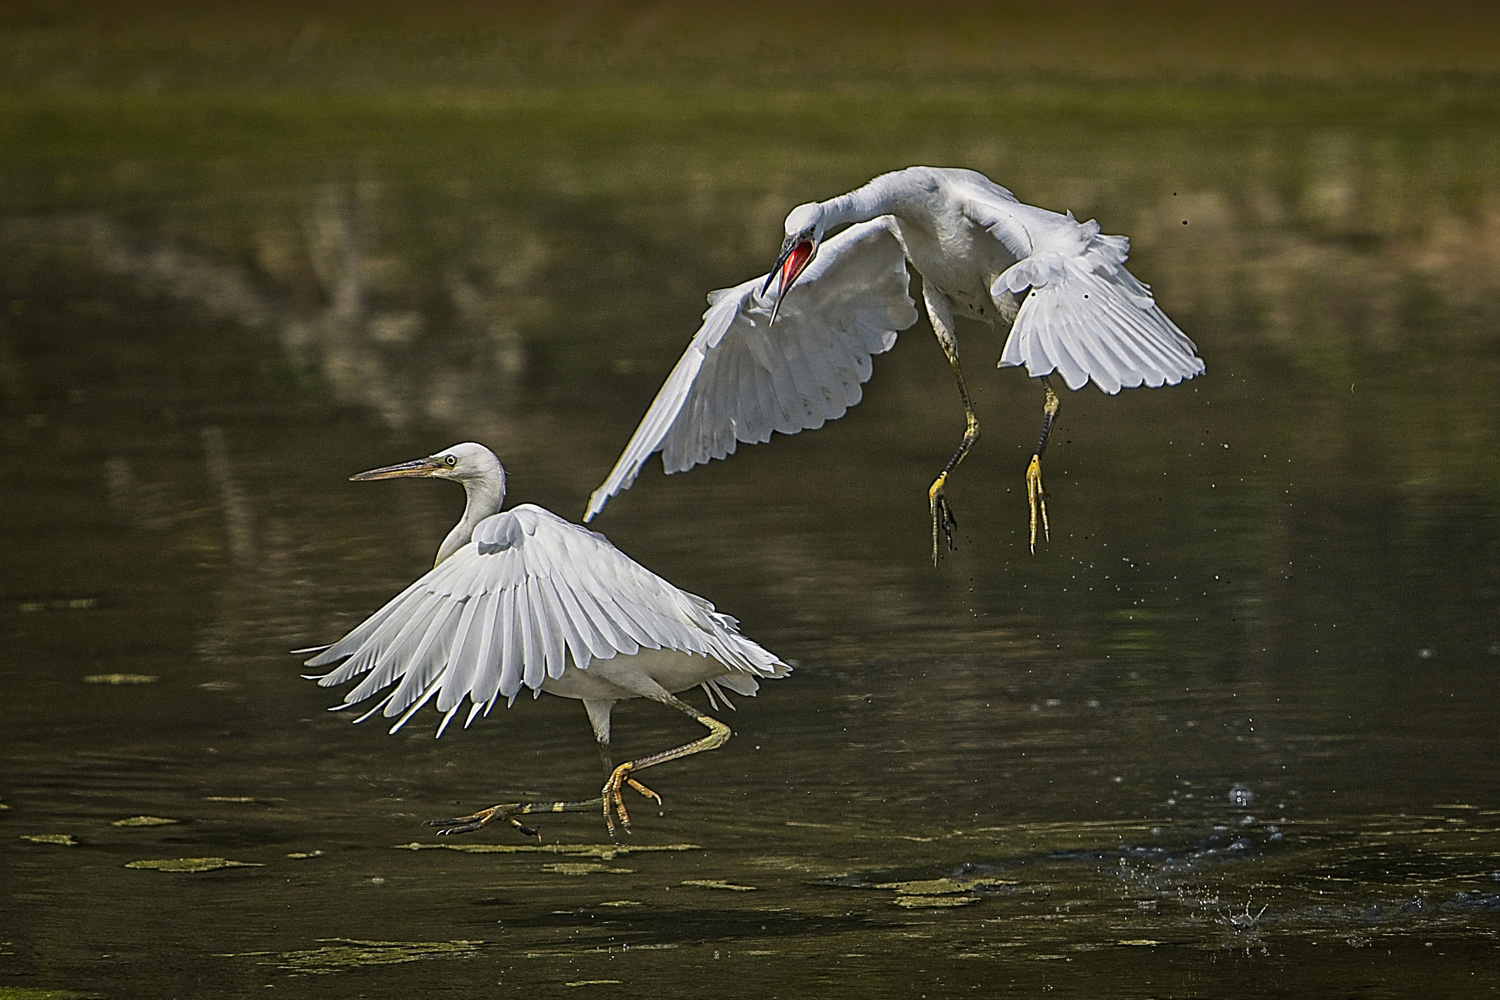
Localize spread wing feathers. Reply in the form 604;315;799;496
967;199;1205;395
584;217;918;521
304;504;787;735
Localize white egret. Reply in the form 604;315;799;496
303;442;789;837
585;166;1205;563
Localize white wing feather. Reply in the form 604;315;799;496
965;197;1205;394
585;217;918;520
304;504;788;734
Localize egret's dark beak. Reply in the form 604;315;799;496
350;457;443;482
763;234;815;324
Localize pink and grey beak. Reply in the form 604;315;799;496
350;456;443;482
762;234;815;324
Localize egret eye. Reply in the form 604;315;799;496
444;455;457;467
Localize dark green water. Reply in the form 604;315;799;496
3;54;1500;1000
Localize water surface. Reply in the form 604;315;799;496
3;32;1500;999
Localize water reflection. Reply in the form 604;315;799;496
2;82;1500;998
7;180;544;435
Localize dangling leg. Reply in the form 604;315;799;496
923;288;980;565
1026;377;1061;553
426;699;627;840
602;692;731;837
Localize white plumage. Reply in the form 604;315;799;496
585;166;1204;561
588;219;916;510
304;442;789;836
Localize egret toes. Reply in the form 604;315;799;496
427;796;607;840
1026;454;1050;554
928;475;960;565
427;804;541;839
1027;377;1061;553
602;764;663;837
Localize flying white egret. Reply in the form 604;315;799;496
303;442;789;837
585;166;1205;563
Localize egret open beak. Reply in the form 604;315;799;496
350;457;443;482
762;235;815;324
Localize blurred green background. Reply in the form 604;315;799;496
3;4;1499;998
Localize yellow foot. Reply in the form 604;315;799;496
928;475;958;565
1026;454;1050;554
427;804;541;840
602;763;662;837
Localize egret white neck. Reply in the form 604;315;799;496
438;470;505;565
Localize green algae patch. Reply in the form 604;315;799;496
125;857;263;873
202;796;257;803
395;841;701;861
20;834;77;846
894;894;980;908
806;875;1013;907
565;981;623;987
287;850;324;859
874;878;974;895
228;938;482;975
597;900;643;907
681;879;757;891
111;816;181;827
82;673;158;685
541;862;634;876
819;873;1019;898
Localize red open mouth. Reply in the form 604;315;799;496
779;239;814;293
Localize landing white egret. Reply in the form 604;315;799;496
585;166;1204;562
303;442;789;837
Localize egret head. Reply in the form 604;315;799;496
351;442;504;489
762;202;825;322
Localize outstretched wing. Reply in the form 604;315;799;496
304;504;787;735
968;198;1205;395
585;218;918;521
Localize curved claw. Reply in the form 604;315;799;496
1026;454;1050;554
928;476;959;565
601;763;663;838
427;805;540;840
